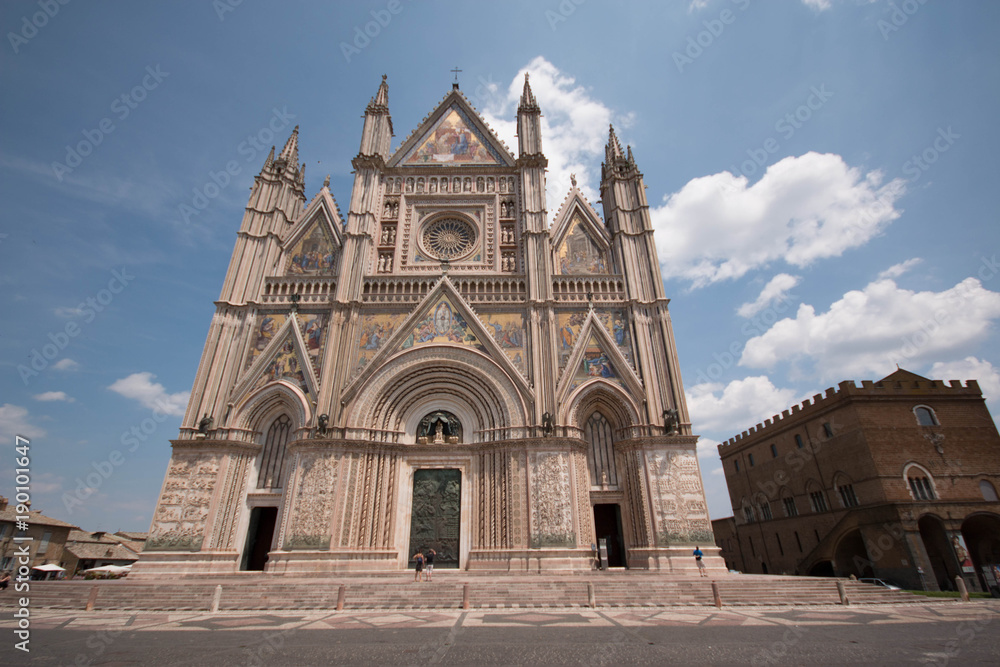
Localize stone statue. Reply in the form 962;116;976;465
542;411;554;436
663;408;679;435
197;413;213;434
316;413;329;437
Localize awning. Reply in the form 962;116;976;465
31;563;66;572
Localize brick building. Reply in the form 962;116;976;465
715;369;1000;592
0;496;77;575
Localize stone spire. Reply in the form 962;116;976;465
519;72;538;111
606;124;625;162
358;75;393;161
261;145;275;172
276;126;299;167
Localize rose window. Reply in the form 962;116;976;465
421;217;476;260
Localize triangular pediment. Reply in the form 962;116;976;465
388;91;515;168
280;190;344;277
341;276;530;402
556;310;642;403
233;314;321;404
550;190;612;275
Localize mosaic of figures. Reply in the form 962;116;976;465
557;309;634;371
353;311;406;376
477;312;526;375
404;107;501;165
285;223;337;275
401;297;485;352
255;337;310;395
245;313;327;372
570;335;627;392
556;213;608;275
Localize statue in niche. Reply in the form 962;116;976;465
417;411;462;444
542;411;554;436
316;413;329;438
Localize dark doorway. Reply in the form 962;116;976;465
809;560;835;577
919;514;959;590
835;529;873;578
593;503;626;568
408;469;461;569
241;506;277;571
961;513;1000;593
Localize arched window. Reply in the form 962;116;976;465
584;412;618;487
980;479;999;501
257;414;292;489
914;406;939;426
905;464;936;500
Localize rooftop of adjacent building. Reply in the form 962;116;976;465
718;369;986;453
0;496;78;530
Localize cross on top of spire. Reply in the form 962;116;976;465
451;66;462;90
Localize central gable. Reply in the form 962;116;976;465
389;92;515;168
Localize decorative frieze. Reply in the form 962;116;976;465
528;451;575;548
147;451;221;551
284;452;339;550
645;450;713;545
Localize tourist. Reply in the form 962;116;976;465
413;550;425;582
0;571;10;590
425;549;435;581
693;546;707;577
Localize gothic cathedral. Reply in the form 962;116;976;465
138;76;717;574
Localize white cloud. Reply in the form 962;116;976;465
801;0;832;9
741;277;1000;380
54;306;86;318
929;357;1000;412
687;376;800;435
878;257;923;280
108;372;189;416
688;0;711;12
53;358;80;371
650;152;906;288
737;273;800;318
34;391;74;402
481;57;619;220
0;404;47;443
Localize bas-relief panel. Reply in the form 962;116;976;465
404;107;501;165
284;452;339;550
645;451;713;545
401;297;486;352
285;223;338;275
557;310;634;372
147;452;221;551
556;214;608;275
353;312;406;376
528;452;576;548
477;312;526;375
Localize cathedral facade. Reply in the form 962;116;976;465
138;76;719;574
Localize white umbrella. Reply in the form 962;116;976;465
31;564;65;572
84;565;130;574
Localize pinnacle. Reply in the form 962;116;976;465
278;126;300;165
607;124;624;160
371;74;390;108
519;72;538;110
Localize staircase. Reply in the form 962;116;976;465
1;573;933;612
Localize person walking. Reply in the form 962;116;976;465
693;546;707;577
412;550;425;582
425;549;436;581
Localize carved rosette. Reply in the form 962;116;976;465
147;451;221;551
284;452;339;550
528;451;576;548
645;450;713;545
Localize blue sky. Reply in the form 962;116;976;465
2;0;999;531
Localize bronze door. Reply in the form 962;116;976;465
407;469;461;568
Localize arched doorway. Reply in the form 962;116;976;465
834;529;873;578
918;514;960;591
809;560;835;577
961;513;1000;593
